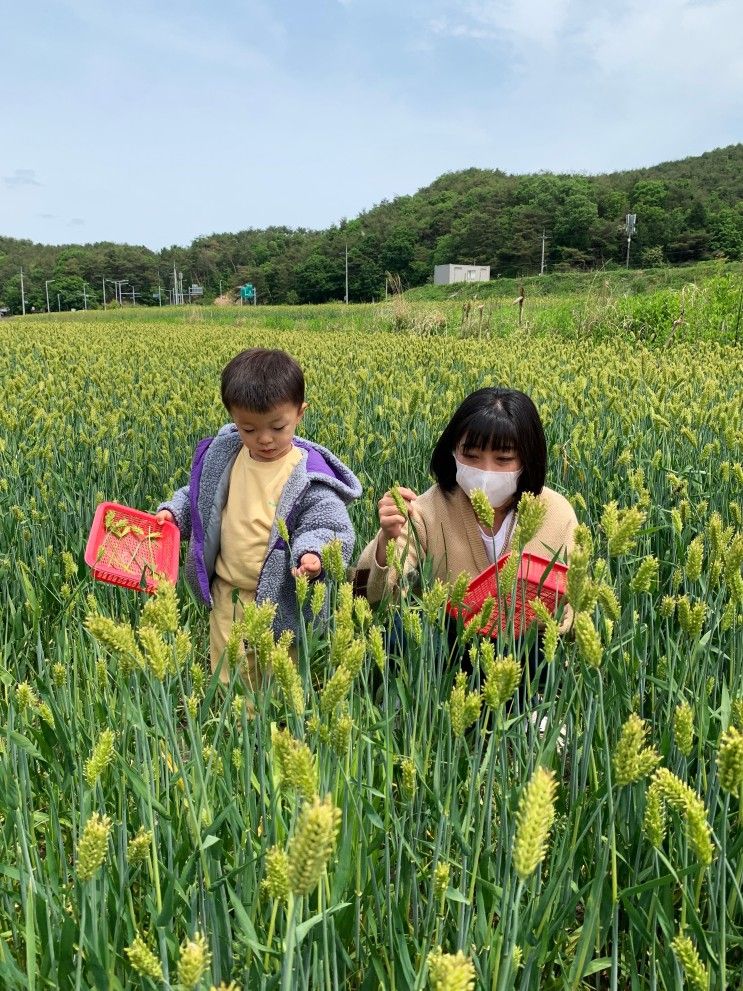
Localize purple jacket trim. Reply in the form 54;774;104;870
189;436;214;604
293;438;336;478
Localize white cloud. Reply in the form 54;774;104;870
3;168;41;188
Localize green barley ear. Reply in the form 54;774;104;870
295;573;310;608
671;934;709;991
52;661;66;687
482;656;521;710
426;947;476;991
141;578;179;634
367;625;386;672
385;538;402;576
353;595;373;630
449;672;481;737
421;578;450;625
732;699;743;732
433;862;450;912
320;664;353;714
403;609;423;645
321;538;345;583
513;767;558;879
15;681;38;713
684;536;704;583
717;726;743;792
77;812;112;882
449;572;471;607
630;556;659;594
124;933;163;981
262;845;290;901
574;612;603;668
138;625;171;680
596;582;620;620
469;488;494;528
175;629;192;667
276;517;290;544
677;596;707;639
84;728;116;787
601;501;646;556
643;780;666;849
499;552;520;590
566;529;591;611
612;714;660;786
177;932;211;990
288;795;342;896
310;581;326;617
270;641;304;715
390;483;409;518
399;757;417;801
329;708;353;756
85;614;144;675
651;768;714;866
674;702;694;757
515;492;547;548
659;595;676;620
271;726;317;799
127;826;152;866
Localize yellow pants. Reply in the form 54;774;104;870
209;576;262;689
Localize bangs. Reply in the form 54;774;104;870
459;408;518;454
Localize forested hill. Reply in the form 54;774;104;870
2;144;741;312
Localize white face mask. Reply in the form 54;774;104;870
454;456;521;509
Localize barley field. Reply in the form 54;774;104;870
1;286;742;990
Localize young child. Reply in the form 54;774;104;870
156;348;362;685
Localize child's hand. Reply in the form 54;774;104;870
378;487;417;542
292;553;322;578
155;510;175;526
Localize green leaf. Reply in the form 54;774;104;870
295;902;351;945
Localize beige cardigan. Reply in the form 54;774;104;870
355;483;578;606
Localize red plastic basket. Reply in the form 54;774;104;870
447;552;568;638
84;502;180;594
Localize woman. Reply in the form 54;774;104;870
355;387;577;606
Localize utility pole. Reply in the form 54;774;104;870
57;293;61;312
45;279;54;313
625;214;637;269
20;269;26;316
82;283;88;310
344;242;349;304
157;285;162;307
540;231;546;275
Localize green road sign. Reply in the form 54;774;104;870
240;284;254;300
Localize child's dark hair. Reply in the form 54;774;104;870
430;388;547;499
221;348;305;412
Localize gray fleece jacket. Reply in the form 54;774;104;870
158;425;362;639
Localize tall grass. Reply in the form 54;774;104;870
0;305;742;988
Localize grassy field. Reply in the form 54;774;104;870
1;279;742;989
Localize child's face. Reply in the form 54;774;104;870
230;402;307;462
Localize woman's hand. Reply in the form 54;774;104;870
155;510;175;526
376;487;417;565
292;553;323;578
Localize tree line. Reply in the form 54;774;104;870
1;144;741;313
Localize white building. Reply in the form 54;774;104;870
434;264;490;285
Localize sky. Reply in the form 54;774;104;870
2;0;741;250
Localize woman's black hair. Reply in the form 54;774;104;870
430;387;547;500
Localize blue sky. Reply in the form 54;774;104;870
2;0;741;249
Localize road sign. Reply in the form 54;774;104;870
241;284;255;300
